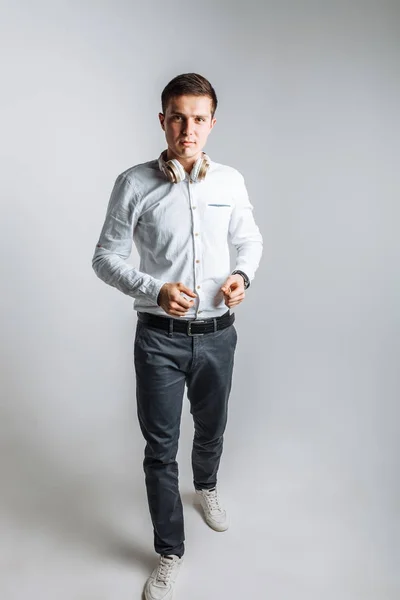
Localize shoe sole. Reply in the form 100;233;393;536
205;517;229;532
144;587;173;600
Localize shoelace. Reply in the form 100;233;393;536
203;489;222;513
156;556;176;585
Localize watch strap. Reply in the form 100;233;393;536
232;270;250;289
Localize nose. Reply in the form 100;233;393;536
182;118;195;136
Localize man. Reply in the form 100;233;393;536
92;73;263;600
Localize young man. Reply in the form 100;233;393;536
92;73;263;600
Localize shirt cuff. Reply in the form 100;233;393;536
139;277;166;306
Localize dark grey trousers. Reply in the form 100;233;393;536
133;313;238;558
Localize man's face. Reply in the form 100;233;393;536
159;95;216;163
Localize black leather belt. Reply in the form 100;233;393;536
137;310;235;336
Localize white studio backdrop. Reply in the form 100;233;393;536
1;1;399;599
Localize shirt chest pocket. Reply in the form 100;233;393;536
202;203;233;234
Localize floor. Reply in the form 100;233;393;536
0;423;398;600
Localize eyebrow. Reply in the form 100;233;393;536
170;112;209;118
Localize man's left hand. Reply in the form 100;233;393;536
220;274;246;308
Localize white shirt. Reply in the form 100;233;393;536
92;155;263;319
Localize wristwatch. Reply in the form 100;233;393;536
232;270;250;290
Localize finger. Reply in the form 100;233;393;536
177;283;197;298
168;307;189;316
170;309;188;316
229;294;245;303
174;295;195;309
171;301;190;313
229;289;245;300
228;299;243;307
223;288;243;299
224;278;238;290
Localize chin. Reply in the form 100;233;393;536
178;149;197;158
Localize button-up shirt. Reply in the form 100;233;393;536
92;155;263;319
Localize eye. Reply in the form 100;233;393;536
196;117;205;122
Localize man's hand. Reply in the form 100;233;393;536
220;274;246;308
157;282;197;316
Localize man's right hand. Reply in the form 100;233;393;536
157;282;197;316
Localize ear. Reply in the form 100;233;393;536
210;117;217;131
158;112;165;130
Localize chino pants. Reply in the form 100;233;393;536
133;313;238;558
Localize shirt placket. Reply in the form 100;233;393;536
188;179;203;317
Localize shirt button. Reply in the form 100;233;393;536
198;310;203;314
195;233;199;236
196;260;200;263
192;206;197;210
197;285;201;289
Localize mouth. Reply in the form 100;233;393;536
181;141;195;146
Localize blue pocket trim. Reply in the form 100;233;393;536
207;203;232;207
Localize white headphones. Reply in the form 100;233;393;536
158;150;210;183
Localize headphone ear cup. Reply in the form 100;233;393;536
163;161;178;183
166;159;185;183
158;152;186;183
197;157;210;181
190;155;210;182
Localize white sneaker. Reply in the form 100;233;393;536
144;554;183;600
195;487;229;532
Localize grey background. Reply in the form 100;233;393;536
1;1;399;598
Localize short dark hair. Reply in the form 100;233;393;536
161;73;218;117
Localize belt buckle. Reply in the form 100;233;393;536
187;319;206;336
